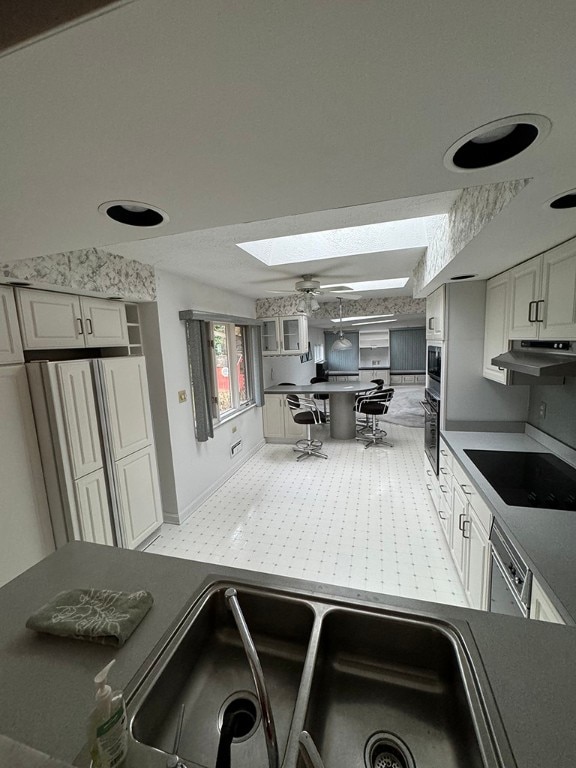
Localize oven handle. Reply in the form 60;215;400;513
490;545;530;617
420;401;435;416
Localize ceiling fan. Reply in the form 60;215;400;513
264;274;361;314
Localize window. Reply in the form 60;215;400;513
210;322;253;422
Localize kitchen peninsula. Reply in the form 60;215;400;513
0;543;575;768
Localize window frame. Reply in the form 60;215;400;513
209;321;254;424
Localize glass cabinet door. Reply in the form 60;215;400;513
261;319;280;353
281;317;302;352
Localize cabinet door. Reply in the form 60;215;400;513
465;509;490;610
0;286;24;363
99;357;154;460
530;577;565;624
262;395;285;438
16;288;84;349
283;398;307;438
508;257;541;340
261;319;280;354
80;297;128;348
115;446;162;549
57;361;103;479
426;287;445;341
483;273;510;383
75;468;114;545
451;483;469;583
281;316;305;353
0;366;55;588
539;246;576;340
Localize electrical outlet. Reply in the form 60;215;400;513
539;401;547;419
178;390;187;403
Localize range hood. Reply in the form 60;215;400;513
492;341;576;377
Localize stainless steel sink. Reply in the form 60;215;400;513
301;609;490;768
123;584;512;768
130;586;314;768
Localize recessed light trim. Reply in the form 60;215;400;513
444;114;551;172
330;314;394;323
548;189;576;210
450;274;478;281
98;200;169;228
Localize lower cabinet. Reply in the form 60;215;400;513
263;394;306;440
115;446;163;549
75;468;114;546
530;576;565;624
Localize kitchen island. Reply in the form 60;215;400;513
0;543;575;767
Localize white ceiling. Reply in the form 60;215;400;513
2;0;576;303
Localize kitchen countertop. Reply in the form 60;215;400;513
1;543;576;767
441;427;576;624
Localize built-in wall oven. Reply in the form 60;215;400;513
489;520;532;618
427;344;442;396
422;388;440;475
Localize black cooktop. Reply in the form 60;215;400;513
463;450;576;511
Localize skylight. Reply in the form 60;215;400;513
236;215;442;266
330;314;394;323
322;278;409;292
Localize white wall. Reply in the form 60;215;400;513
443;282;530;426
262;325;325;387
146;269;265;524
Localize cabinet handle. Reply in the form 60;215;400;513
439;510;446;520
440;449;448;457
462;519;471;539
458;512;466;531
426;469;432;476
439;468;448;475
461;484;472;495
77;318;84;335
536;299;545;323
528;300;538;322
86;318;93;335
426;483;433;491
440;484;448;494
428;317;434;330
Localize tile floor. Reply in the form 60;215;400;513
147;422;468;608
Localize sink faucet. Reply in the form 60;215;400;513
224;588;279;768
298;731;325;768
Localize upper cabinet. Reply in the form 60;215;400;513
483;273;510;384
509;243;576;341
261;315;308;356
0;285;24;364
16;288;128;350
426;286;445;341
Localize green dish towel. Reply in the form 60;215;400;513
26;588;154;647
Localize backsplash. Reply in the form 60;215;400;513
413;178;530;295
528;378;576;450
1;248;156;301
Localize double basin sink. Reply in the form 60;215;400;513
124;584;512;768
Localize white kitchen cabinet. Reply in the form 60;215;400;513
451;481;469;585
483;273;510;383
360;369;390;385
0;365;55;588
16;288;128;350
530;576;565;624
75;469;114;545
508;242;576;341
0;286;24;364
262;394;306;440
465;510;490;610
98;357;154;460
57;361;103;479
115;445;163;549
426;286;445;341
261;315;308;356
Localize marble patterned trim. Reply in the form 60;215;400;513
1;247;156;301
413;178;530;294
256;295;425;318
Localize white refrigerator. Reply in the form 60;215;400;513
28;357;163;550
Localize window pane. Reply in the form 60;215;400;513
213;324;232;414
235;326;249;403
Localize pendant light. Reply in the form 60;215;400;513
331;297;353;351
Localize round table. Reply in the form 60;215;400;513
265;382;378;439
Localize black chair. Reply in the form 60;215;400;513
286;393;328;461
356;379;385;432
310;376;330;421
354;388;394;449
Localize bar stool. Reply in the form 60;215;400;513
356;379;385;433
354;388;394;449
286;393;328;461
310;376;330;421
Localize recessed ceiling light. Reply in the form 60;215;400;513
351;319;398;326
450;274;478;280
330;314;394;323
444;114;551;172
236;215;443;266
98;200;169;227
322;278;409;292
548;190;576;210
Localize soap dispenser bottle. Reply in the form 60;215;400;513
88;659;128;768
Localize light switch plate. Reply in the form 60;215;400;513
178;390;187;403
